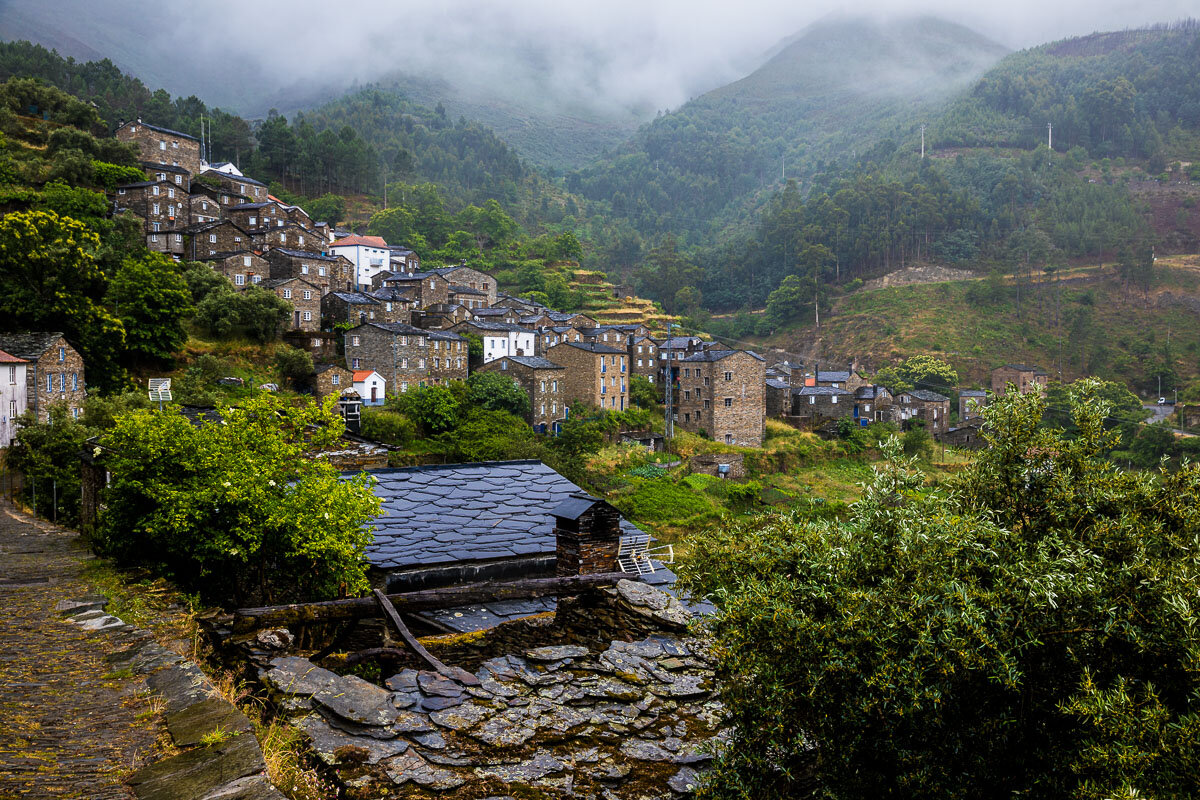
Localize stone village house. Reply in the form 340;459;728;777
478;355;567;432
545;342;629;412
0;333;86;423
262;277;322;332
991;364;1049;396
115;119;202;176
344;323;468;394
0;349;28;447
675;350;766;446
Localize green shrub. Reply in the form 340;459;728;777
360;409;417;446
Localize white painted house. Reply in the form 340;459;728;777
329;235;391;288
0;349;29;447
459;322;536;364
352;369;387;405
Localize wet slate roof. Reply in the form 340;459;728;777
504;356;564;370
358;460;644;570
816;370;851;383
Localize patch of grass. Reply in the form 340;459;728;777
199;726;235;747
102;668;133;681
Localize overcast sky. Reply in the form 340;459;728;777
184;0;1196;113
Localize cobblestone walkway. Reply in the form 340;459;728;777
0;503;163;799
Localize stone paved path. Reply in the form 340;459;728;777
0;502;164;799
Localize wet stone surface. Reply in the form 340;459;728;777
263;581;723;798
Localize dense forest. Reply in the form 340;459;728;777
933;21;1200;162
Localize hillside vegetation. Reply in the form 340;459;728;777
774;255;1200;395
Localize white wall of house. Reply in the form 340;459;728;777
353;371;388;405
331;244;392;288
0;361;28;447
481;330;536;363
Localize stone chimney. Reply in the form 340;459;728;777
551;493;623;576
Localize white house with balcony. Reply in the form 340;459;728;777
329;234;391;288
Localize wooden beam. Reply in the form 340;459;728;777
231;572;627;634
373;590;480;685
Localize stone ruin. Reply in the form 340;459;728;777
253;580;724;799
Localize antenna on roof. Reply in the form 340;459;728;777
148;378;173;410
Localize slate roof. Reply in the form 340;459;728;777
816;370;851;383
449;285;486;296
227;202;276;211
905;389;951;403
359;460;644;570
314;363;349;374
470;308;516;317
461;321;530;333
124;120;197;140
960;389;987;396
196;250;259;261
681;349;764;363
141;161;190;174
503;356;564;370
765;378;790;390
855;385;890;400
1000;364;1048;374
369;287;416;302
793;386;851;397
330;291;379;305
0;332;66;359
271;248;341;261
554;342;626;355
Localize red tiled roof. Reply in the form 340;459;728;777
0;349;27;364
352;370;378;382
331;235;387;248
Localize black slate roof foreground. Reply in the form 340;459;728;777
503;355;564;370
355;460;645;570
905;389;951;402
816;370;851;382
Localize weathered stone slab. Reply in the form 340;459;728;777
260;657;340;697
525;645;589;661
149;663;218;713
616;580;692;629
197;773;288;799
385;670;420;692
295;713;408;765
430;702;493;731
668;766;701;794
619;739;675;762
475;752;564;783
417;670;465;698
128;732;265;800
312;676;399;728
385;750;467;790
167;697;254;748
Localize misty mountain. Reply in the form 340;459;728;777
569;16;1008;241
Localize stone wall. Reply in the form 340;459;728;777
254;580;720;799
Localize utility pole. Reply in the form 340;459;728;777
1047;122;1052;151
920;124;926;159
664;322;674;441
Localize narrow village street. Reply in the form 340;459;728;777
0;501;162;799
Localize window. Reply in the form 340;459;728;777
809;395;816;405
159;140;166;150
724;397;733;407
703;399;710;409
401;358;408;369
171;140;179;149
303;311;312;321
152;203;161;214
648;359;655;367
283;289;293;299
280;234;287;243
209;233;217;243
456;358;462;368
58;347;65;362
331;375;340;386
174;175;182;185
235;274;245;285
724;371;733;381
418;359;426;369
351;336;360;347
72;373;77;391
174;234;182;243
303;291;312;300
351;358;360;369
831;395;838;404
118;188;126;195
249;217;257;226
6;366;13;384
318;267;326;277
58;373;64;391
46;373;52;391
243;256;252;267
684;390;691;400
301;265;309;274
299;236;305;246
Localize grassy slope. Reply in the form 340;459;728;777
772;255;1200;393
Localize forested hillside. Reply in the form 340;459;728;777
568;17;1007;243
933;21;1200;162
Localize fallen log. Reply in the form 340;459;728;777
374;589;481;685
232;572;627;634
